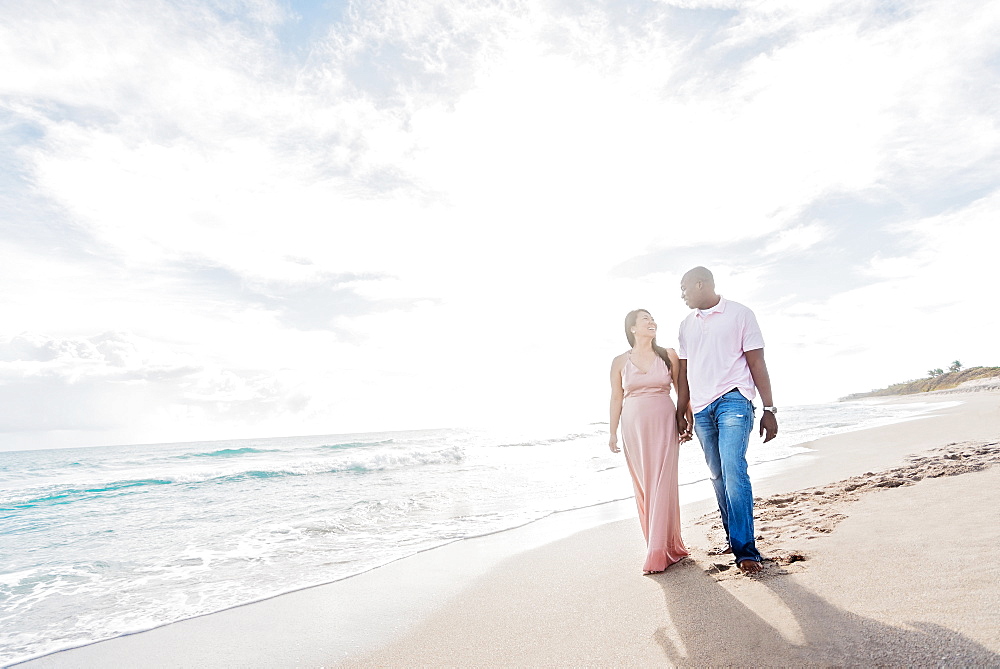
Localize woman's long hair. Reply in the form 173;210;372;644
624;309;672;372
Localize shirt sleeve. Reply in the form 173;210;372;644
677;321;687;359
741;308;765;352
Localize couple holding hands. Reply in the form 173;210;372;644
609;267;778;575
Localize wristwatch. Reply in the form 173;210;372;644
762;406;777;414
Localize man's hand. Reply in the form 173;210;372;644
609;436;620;453
759;411;778;442
677;412;692;443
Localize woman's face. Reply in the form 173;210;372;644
632;311;657;339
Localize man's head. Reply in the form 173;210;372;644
680;266;718;309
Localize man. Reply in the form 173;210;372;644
675;266;778;575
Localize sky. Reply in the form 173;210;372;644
1;0;999;451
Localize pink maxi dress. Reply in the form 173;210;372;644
620;352;689;572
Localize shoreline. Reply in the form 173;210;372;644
3;399;885;665
15;390;1000;667
2;401;900;666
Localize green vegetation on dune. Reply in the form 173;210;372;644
841;365;1000;400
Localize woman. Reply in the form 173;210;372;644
609;309;690;574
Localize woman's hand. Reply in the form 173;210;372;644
609;436;620;453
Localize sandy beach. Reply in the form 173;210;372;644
16;389;1000;668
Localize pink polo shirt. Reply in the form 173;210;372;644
677;297;765;414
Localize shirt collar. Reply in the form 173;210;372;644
696;296;726;319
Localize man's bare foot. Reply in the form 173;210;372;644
738;559;763;575
708;545;733;556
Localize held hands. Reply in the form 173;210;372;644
676;413;693;444
759;411;778;443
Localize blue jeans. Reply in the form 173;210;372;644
694;389;761;564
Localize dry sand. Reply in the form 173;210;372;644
344;440;1000;667
16;390;1000;668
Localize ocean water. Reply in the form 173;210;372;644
0;398;953;664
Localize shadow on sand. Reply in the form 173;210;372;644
649;559;1000;666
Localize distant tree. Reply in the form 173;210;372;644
928;368;944;378
949;360;963;372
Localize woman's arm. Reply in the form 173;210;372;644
609;354;625;453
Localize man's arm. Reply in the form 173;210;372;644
675;359;692;441
745;348;777;442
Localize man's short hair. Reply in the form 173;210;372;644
683;266;715;288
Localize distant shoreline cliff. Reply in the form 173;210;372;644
840;366;1000;400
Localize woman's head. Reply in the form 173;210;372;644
624;309;671;371
624;309;656;347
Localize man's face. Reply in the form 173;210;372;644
680;278;702;309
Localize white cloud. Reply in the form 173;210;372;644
0;330;315;448
1;0;999;447
761;190;1000;402
763;224;828;255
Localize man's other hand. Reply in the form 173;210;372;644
759;411;778;442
